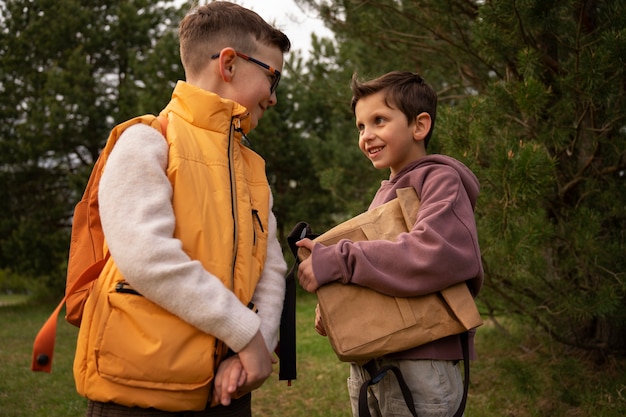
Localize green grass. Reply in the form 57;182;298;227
0;294;29;307
1;294;625;416
0;299;85;416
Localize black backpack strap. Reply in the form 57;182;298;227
277;263;296;384
358;332;471;417
286;221;318;258
277;222;319;384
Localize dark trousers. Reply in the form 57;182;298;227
86;393;252;417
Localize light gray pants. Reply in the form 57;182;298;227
348;359;463;417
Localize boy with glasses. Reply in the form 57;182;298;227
297;71;484;417
73;2;291;416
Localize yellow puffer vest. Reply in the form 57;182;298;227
73;82;270;411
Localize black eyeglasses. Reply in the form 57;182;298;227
211;51;281;94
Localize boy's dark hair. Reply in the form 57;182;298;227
179;2;291;78
350;71;437;149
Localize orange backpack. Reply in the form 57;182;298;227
31;115;167;372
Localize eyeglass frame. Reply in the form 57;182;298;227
210;50;281;94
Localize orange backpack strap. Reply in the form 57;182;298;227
31;115;168;373
156;114;168;135
31;254;110;372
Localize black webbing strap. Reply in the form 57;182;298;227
359;331;471;417
359;364;418;417
277;259;296;383
278;222;319;384
456;331;471;417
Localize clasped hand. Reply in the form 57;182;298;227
212;331;276;406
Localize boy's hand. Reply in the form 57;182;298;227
212;355;246;406
314;303;327;336
213;331;275;406
236;331;276;393
295;238;320;292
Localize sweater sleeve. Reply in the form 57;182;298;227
311;165;482;297
249;192;287;351
99;123;260;353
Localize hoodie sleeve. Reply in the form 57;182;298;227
311;164;483;297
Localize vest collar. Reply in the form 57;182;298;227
166;81;251;136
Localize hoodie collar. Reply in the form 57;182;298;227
390;155;480;208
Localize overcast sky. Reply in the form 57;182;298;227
230;1;332;60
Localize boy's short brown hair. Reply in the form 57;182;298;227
179;2;291;78
351;71;437;148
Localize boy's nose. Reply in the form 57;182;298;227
268;91;277;106
361;127;375;140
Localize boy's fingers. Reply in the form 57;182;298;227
295;238;313;249
237;369;247;389
227;363;245;393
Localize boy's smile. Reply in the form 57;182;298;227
355;91;427;176
367;145;385;156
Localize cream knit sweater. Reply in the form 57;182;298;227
98;123;287;353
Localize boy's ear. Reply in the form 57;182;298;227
412;112;432;142
216;47;238;83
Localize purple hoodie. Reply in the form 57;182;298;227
311;154;484;360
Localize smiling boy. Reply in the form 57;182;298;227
297;71;484;416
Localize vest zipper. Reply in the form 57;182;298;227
252;209;264;246
115;281;142;296
229;118;239;291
